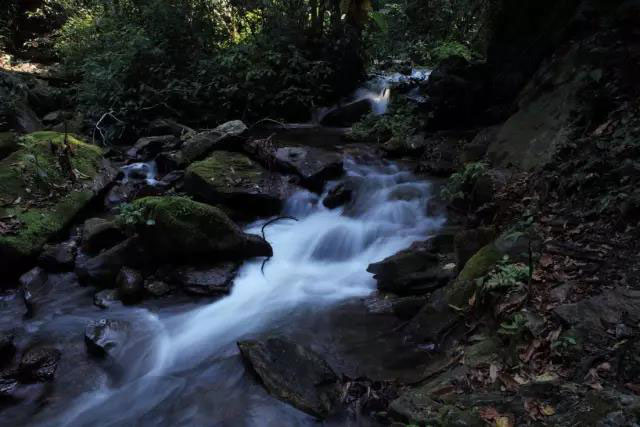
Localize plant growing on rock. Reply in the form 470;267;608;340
440;161;487;202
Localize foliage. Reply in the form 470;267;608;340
498;312;527;336
53;0;368;140
441;161;488;202
351;99;419;143
116;202;153;231
482;255;530;291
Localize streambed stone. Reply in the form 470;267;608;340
173;263;238;296
238;337;341;419
85;319;130;358
273;146;343;192
18;347;61;382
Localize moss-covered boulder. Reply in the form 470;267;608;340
180;120;248;166
0;132;115;275
184;151;294;219
130;196;272;261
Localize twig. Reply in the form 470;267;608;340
92;111;124;146
259;216;299;275
249;118;290;131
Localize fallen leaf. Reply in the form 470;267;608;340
490;364;499;383
496;416;514;427
541;404;556;416
539;254;553;268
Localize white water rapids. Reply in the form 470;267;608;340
35;158;444;427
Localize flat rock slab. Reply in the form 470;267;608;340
173;262;238;296
185;151;295;218
237;337;341;419
274;146;343;192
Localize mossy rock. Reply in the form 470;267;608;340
0;132;113;274
184;151;289;218
130;196;272;261
389;387;484;426
446;243;502;308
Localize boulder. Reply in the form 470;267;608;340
38;241;76;271
173;263;238;296
116;267;144;305
18;347;61;382
0;132;18;160
320;98;371;127
0;132;115;275
323;183;353;209
126;135;181;161
461;126;499;163
76;238;147;288
273;146;343;192
238;338;341;418
180;120;247;165
84;319;130;358
81;218;126;255
454;227;496;270
130;196;272;262
42;111;64;125
184;151;294;219
144;280;171;297
19;266;48;315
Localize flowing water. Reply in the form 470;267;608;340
4;155;444;426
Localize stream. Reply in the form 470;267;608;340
1;71;442;427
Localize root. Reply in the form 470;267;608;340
260;216;299;275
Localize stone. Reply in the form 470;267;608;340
173;263;238;296
76;238;147;288
116;267;144;305
147;118;194;137
0;132;18;160
471;169;508;207
184;151;293;219
126;135;181;161
406;290;461;344
19;347;61;382
131;196;272;262
323;183;353;209
94;289;120;309
0;132;115;275
180;120;247;165
42;111;63;125
38;242;76;271
320;98;371;127
144;280;171;297
274;146;344;192
84;319;130;358
0;333;16;367
81;218;126;255
19;267;48;315
454;227;496;271
461;126;499;163
238;338;341;419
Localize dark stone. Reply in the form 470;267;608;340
180;120;247;165
116;267;144;305
155;151;183;174
173;263;238;296
19;267;48;316
461;126;499;163
320;98;371;127
323;183;353;209
147;118;194;138
144;280;171;297
238;338;341;419
19;347;61;382
76;238;148;288
94;289;120;309
471;170;508;207
454;227;496;271
81;218;126;255
0;333;16;367
84;319;130;358
126;135;181;161
406;290;461;345
38;242;76;271
274;146;344;193
0;132;18;159
42;110;63;125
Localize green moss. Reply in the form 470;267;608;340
186;151;263;190
0;132;106;266
446;243;502;307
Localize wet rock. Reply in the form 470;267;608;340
94;289;120;309
126;135;181;161
553;288;640;345
131;196;272;262
471;169;508;207
144;280;171;297
405;291;461;344
81;218;126;255
38;242;76;271
116;267;144;305
19;267;48;315
84;319;130;358
238;338;341;419
155;151;183;174
184;151;293;219
180;120;247;165
274;146;343;192
363;295;428;319
76;238;147;288
148;118;194;138
42;110;64;125
461;126;499;163
173;263;238;296
323;183;353;209
19;347;61;382
320;98;371;127
0;333;16;367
